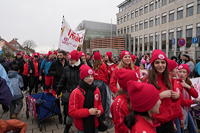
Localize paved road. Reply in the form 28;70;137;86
0;96;114;133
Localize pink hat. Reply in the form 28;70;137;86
168;59;178;72
106;51;113;59
68;50;80;61
131;54;137;62
79;51;86;57
117;68;138;91
150;49;167;64
178;64;190;75
93;51;102;60
80;64;94;79
23;55;29;59
127;81;160;112
47;51;53;56
120;51;131;59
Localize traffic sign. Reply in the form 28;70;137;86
192;37;199;44
178;38;186;47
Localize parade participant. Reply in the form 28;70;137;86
57;50;82;133
148;49;181;133
29;52;41;94
111;68;138;133
68;64;103;133
125;81;161;133
48;50;68;95
21;55;30;92
8;62;24;119
110;51;138;94
177;64;199;133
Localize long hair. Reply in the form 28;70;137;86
185;77;194;88
93;60;102;70
118;60;135;70
148;62;172;90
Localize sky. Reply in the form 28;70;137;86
0;0;124;53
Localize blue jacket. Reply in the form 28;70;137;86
8;71;24;100
0;77;12;105
40;59;53;75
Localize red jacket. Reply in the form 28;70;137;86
131;115;157;133
152;74;182;123
94;63;109;84
107;63;117;83
68;87;104;131
110;94;129;133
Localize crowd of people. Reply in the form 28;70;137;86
0;48;200;133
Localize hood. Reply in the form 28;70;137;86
8;71;18;78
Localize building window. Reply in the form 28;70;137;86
161;33;167;52
197;23;200;46
135;38;138;52
139;7;143;16
118;29;120;35
144;20;148;29
121;18;123;23
155;34;159;49
135;23;139;31
135;9;139;17
177;7;183;20
149;1;154;11
149;18;154;27
127;26;130;33
186;26;193;48
124;27;126;34
127;13;130;21
121;28;123;34
155;0;161;9
169;31;174;50
162;13;167;24
169;0;175;3
131;11;134;18
186;3;194;17
144;5;148;14
155;16;160;25
169;11;175;22
162;0;167;6
197;0;200;14
176;28;182;50
139;22;143;30
131;37;134;52
144;37;148;51
149;36;153;50
131;25;134;32
139;38;143;51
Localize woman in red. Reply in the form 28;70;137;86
68;64;103;133
125;81;161;133
177;64;199;133
110;51;139;95
148;49;181;133
110;68;138;133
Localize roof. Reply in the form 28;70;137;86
117;0;131;8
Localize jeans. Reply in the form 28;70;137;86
185;112;198;133
174;118;184;133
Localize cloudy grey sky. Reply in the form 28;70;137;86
0;0;123;53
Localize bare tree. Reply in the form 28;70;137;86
22;40;37;49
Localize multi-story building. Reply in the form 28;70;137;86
116;0;200;59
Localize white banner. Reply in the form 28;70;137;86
58;17;85;52
191;77;200;98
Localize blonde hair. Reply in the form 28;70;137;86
117;60;135;70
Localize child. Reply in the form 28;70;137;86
68;64;103;133
8;61;24;119
125;81;161;133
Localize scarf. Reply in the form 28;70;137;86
79;80;96;133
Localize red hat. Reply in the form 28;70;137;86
79;51;86;57
168;59;178;72
53;50;58;55
33;52;40;57
117;68;138;91
120;51;131;59
47;51;53;56
80;64;94;79
131;54;137;62
68;50;80;61
178;64;190;75
127;81;160;112
23;55;29;59
106;51;112;59
93;51;102;60
150;49;167;64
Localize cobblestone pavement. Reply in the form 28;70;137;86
0;95;114;133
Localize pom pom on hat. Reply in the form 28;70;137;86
120;51;131;59
178;64;190;75
131;54;137;62
127;81;160;112
80;64;94;79
79;51;86;57
168;59;178;72
150;49;167;64
93;51;102;60
106;51;113;59
68;50;80;61
117;68;138;91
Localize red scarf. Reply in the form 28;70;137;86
23;62;29;76
33;61;39;76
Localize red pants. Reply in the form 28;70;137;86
45;76;54;89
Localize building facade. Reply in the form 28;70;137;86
117;0;200;59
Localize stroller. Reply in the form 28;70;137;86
26;92;62;131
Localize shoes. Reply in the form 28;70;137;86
10;114;17;119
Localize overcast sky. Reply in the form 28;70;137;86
0;0;123;53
